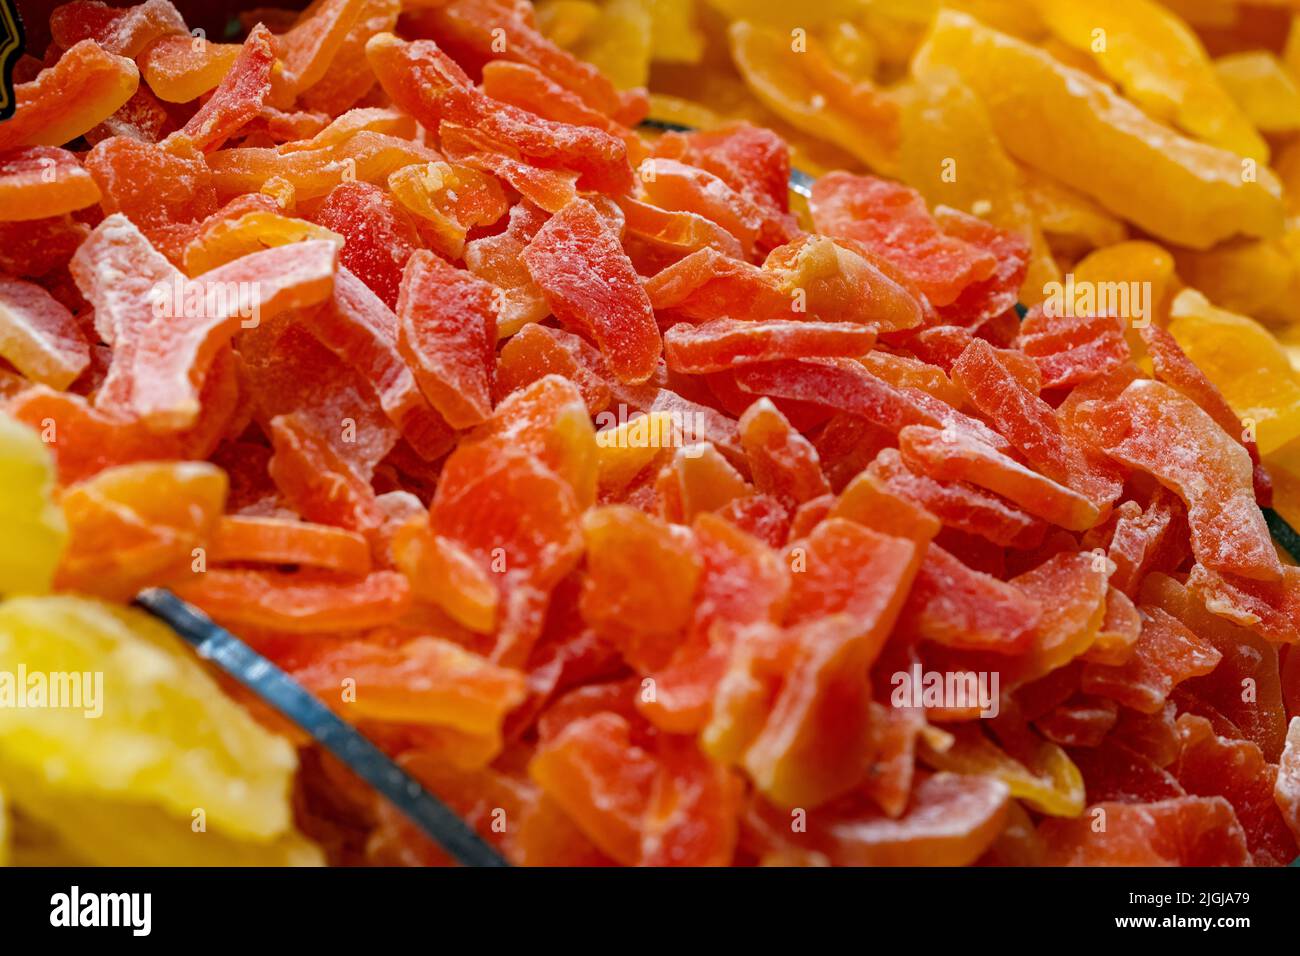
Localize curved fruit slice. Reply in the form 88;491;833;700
0;413;66;596
0;276;90;389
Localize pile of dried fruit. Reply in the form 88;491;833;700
0;0;1298;866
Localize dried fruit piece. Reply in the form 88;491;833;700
0;413;67;596
0;41;139;151
209;516;371;576
0;146;101;221
664;319;873;375
57;461;227;600
396;250;497;429
1081;607;1222;714
523;197;661;384
1040;797;1250;866
0;276;90;389
810;172;997;307
1082;379;1282;582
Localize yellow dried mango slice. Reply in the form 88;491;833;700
1168;288;1300;455
914;10;1284;250
1035;0;1269;161
1215;52;1300;133
0;413;66;598
0;596;304;845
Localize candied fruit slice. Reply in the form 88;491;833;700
168;568;411;633
809;171;997;308
0;41;139;151
903;545;1041;655
1040;797;1251;866
57;461;227;600
209;516;371;576
664;318;874;375
0;276;90;389
580;505;701;671
314;180;421;311
523;197;661;385
1079;379;1282;582
0;146;100;222
1081;607;1221;714
396;249;497;429
0;412;66;596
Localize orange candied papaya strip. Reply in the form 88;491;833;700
0;146;101;222
208;515;372;576
167;568;411;633
0;41;139;151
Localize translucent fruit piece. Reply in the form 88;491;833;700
391;518;498;634
0;595;303;842
139;35;241;103
579;505;701;671
664;318;874;375
522;197;661;385
0;146;100;222
0;41;139;151
1081;606;1222;714
396;249;497;429
49;0;187;57
899;424;1101;532
1173;714;1298;866
209;516;371;576
313;180;421;310
1078;379;1282;582
913;10;1284;250
57;461;227;600
179;23;276;151
903;544;1041;655
738;398;830;511
168;568;411;633
0;413;66;596
0;276;90;389
388;160;508;260
809;171;997;308
1040;797;1250;866
464;200;550;338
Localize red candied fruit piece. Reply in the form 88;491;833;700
639;158;769;257
715;493;791;548
902;544;1041;654
580;505;700;671
0;146;101;221
0;215;88;278
496;323;612;415
1040;797;1251;865
1173;714;1299;866
314;180;422;310
522;197;661;385
645;247;793;321
431;442;584;666
180;23;276;151
737;397;830;511
867;448;1048;549
663;318;874;375
1081;606;1221;713
1078;379;1282;582
653;122;799;250
480;60;645;165
641;512;789;733
168;568;412;634
396;249;497;429
73;214;338;431
1018;307;1131;390
50;0;187;57
464;199;551;336
809;171;997;307
267;412;386;535
1142;323;1271;504
951;337;1122;514
0;275;91;389
734;357;1013;452
898;424;1101;532
747;772;1010;866
83;135;218;264
305;265;454;461
931;206;1029;330
365;33;632;194
1068;740;1186;804
1186;564;1300;644
420;0;645;123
